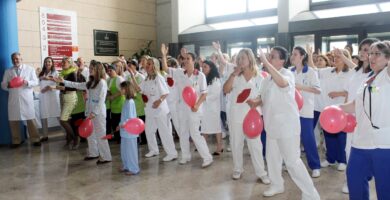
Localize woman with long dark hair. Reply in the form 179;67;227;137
38;57;60;141
201;60;223;155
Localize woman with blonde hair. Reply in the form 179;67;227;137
56;56;78;149
130;57;178;162
223;48;269;182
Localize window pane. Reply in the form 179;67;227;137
313;4;379;18
227;42;252;57
206;0;246;17
321;35;358;55
368;32;390;41
248;0;277;11
257;37;275;50
183;44;195;54
294;35;315;49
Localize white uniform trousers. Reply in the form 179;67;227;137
178;111;212;161
145;113;178;156
87;115;112;161
230;121;267;177
266;136;320;200
169;105;180;137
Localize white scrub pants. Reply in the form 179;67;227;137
178;110;212;162
87;115;112;161
230;121;267;177
145;113;178;157
266;136;320;200
168;104;180;137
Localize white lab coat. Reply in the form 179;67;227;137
165;69;180;134
201;78;222;134
1;64;39;121
39;71;60;119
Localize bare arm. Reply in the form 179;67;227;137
258;48;289;88
223;67;241;94
334;48;357;69
161;43;169;73
339;100;355;114
306;44;315;68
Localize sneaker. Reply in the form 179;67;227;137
226;146;232;152
179;158;191;165
163;155;177;162
258;175;271;185
202;159;213;168
337;163;347;171
320;160;336;168
342;182;349;194
263;187;284;197
232;171;242;180
312;169;321;178
145;151;159;158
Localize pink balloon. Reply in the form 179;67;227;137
9;77;24;88
78;118;93;138
243;108;263;139
343;113;357;133
295;89;304;110
319;106;347;134
182;86;197;108
261;71;269;78
124;118;145;135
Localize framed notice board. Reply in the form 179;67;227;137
94;30;119;56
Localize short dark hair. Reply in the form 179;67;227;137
272;46;289;68
187;52;196;61
11;52;21;60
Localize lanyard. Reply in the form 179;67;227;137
362;71;381;130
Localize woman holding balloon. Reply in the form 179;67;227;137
54;60;112;164
161;44;213;168
252;47;320;199
223;48;269;183
130;57;178;162
289;46;322;178
338;41;390;200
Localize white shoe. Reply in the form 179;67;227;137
320;160;336;168
162;155;177;162
201;159;213;168
258;175;271;185
145;151;159;158
179;158;191;165
232;171;242;180
342;182;349;194
311;169;321;178
337;163;347;171
226;146;231;152
263;187;284;197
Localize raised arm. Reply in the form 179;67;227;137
306;44;316;68
258;48;289;88
212;41;228;67
161;43;169;73
223;66;241;94
334;47;356;69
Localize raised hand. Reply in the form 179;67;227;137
212;41;221;51
306;44;313;55
161;43;169;56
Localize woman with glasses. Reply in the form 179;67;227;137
339;40;390;200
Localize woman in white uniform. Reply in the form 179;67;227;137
201;60;223;155
289;46;322;178
38;57;60;142
165;58;181;139
317;49;354;171
250;47;320;199
54;60;112;164
131;57;178;162
339;40;390;200
223;48;269;183
161;44;213;168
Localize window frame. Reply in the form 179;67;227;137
310;0;390;11
204;0;277;24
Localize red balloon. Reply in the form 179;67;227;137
295;89;304;110
261;71;269;78
343;113;357;133
243;108;263;139
78;118;93;138
182;86;197;108
9;77;24;88
319;106;347;134
124;118;145;135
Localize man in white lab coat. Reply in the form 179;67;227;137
1;52;41;148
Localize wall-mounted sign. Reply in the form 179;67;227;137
94;30;119;56
39;7;78;70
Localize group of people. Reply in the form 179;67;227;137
2;36;390;200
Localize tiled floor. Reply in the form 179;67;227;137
0;134;376;200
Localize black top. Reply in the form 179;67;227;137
60;72;77;92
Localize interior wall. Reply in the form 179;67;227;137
17;0;157;68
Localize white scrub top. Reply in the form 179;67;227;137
140;74;170;116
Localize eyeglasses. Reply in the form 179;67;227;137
368;52;383;57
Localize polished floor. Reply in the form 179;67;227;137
0;133;376;200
